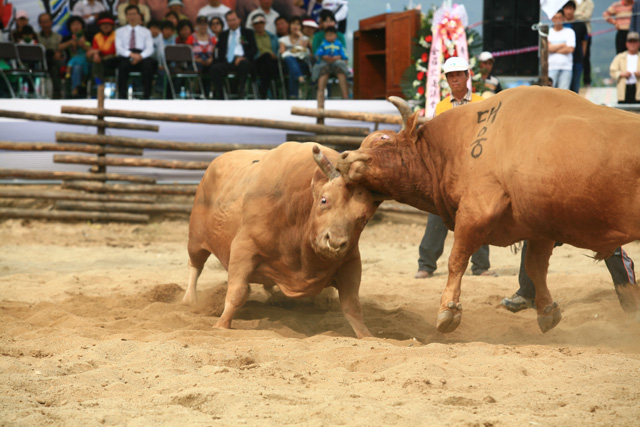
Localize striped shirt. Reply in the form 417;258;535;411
603;1;635;31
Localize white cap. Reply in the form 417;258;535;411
442;57;469;74
478;51;494;62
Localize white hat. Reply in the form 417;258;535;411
168;0;182;6
478;51;494;62
302;19;319;28
442;57;469;74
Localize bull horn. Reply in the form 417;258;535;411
388;96;411;131
312;145;341;180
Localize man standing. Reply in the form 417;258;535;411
72;0;106;25
603;0;635;54
36;12;63;99
210;10;257;99
548;9;575;90
563;1;588;93
115;5;157;99
477;51;502;95
246;0;280;35
198;0;231;30
575;0;594;86
415;57;496;279
610;31;640;103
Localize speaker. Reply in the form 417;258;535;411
483;0;540;76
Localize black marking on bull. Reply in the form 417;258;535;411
252;160;259;163
472;101;502;158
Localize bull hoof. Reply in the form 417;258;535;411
213;320;231;330
182;292;197;305
537;302;562;333
436;302;462;333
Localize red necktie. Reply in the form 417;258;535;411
129;28;136;50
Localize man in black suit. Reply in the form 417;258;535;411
211;9;257;99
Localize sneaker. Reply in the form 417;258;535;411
414;270;434;279
473;269;498;277
500;294;534;312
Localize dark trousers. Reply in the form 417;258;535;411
117;57;157;99
621;84;637;104
582;36;592;86
211;58;251;99
418;213;491;274
255;53;279;99
570;62;583;93
516;241;636;299
616;30;629;54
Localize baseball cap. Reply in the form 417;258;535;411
442;57;469;74
251;13;266;24
478;51;494;62
627;32;640;41
302;19;319;28
97;17;115;25
16;10;29;20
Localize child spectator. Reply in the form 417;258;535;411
279;16;310;99
312;26;348;99
161;20;177;46
15;25;38;44
87;13;118;81
175;19;195;44
311;10;345;54
59;16;91;98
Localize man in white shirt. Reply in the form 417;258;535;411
548;9;575;90
198;0;231;30
610;31;640;103
115;5;157;99
245;0;280;35
71;0;106;25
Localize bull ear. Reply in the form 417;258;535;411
388;96;411;131
312;145;341;180
405;111;421;139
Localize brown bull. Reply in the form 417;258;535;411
185;142;380;338
337;86;640;333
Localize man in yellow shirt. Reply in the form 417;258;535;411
415;57;494;279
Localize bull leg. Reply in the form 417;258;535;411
214;241;256;330
334;256;373;338
183;249;210;305
525;239;561;333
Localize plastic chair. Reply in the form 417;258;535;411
163;45;205;99
0;41;36;98
16;44;48;98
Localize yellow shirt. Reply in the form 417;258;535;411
435;92;484;116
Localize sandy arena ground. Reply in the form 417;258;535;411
1;212;639;426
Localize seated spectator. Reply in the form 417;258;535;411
164;11;179;28
168;0;189;22
10;10;30;43
610;31;640;103
477;51;502;95
36;12;63;99
275;16;289;37
148;20;164;65
311;10;345;54
210;10;257;99
320;0;348;33
115;4;157;99
251;13;279;99
209;16;224;41
59;16;91;98
279;16;310;99
118;0;151;27
161;20;177;45
87;13;119;82
192;15;217;96
72;0;106;25
15;25;38;44
246;0;280;35
312;25;348;99
301;17;318;39
198;0;231;30
175;20;195;44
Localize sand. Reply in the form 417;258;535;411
1;213;640;426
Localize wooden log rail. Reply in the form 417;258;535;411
63;181;198;195
0;207;149;223
290;106;429;125
0;109;159;131
56;201;191;214
60;106;371;136
285;133;363;147
54;154;210;170
0;169;155;183
55;132;279;152
0;141;142;156
0;188;155;203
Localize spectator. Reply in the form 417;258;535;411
603;0;635;54
500;243;637;315
209;16;224;40
87;14;118;81
575;0;594;86
210;10;257;99
296;0;323;22
161;20;176;45
632;0;640;33
275;16;290;37
192;15;217;95
167;0;189;22
246;0;280;35
36;12;63;99
175;19;194;44
548;9;575;90
10;10;30;43
279;16;310;99
115;4;157;99
312;26;348;99
148;20;164;65
563;1;588;94
164;11;179;29
59;16;91;98
321;0;348;33
477;51;502;95
198;0;231;30
301;17;318;38
118;0;151;27
311;10;345;54
610;31;640;103
415;57;495;279
15;25;37;44
72;0;106;25
251;13;279;99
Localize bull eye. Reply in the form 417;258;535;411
381;134;390;140
321;197;327;205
